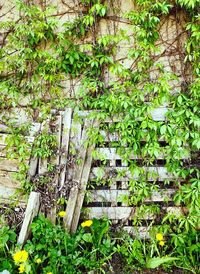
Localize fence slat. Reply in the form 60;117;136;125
0;185;16;198
84;206;182;220
17;192;40;245
88;189;175;203
64;118;94;232
71;142;95;233
95;148;166;160
90;166;172;181
59;108;72;188
38;121;49;175
49;114;62;223
123;226;150;238
77;107;168;122
0;133;34;146
0;145;7;157
0;170;19;187
0;158;20;172
28;123;41;177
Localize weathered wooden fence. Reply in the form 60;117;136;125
0;107;182;240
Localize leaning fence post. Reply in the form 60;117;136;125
17;191;40;245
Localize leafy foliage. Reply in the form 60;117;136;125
0;0;199;272
24;216;113;274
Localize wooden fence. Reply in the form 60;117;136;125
0;107;182;240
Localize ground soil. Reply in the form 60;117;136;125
107;253;187;274
0;203;25;232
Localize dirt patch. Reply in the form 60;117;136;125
0;203;25;232
106;253;187;274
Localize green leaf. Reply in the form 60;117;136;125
82;233;93;243
146;257;179;269
160;125;166;135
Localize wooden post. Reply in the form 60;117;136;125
70;143;95;233
28;123;41;177
59;108;72;189
49;113;62;223
64;118;94;232
17;191;40;245
63;116;82;230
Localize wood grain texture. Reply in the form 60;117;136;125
90;166;172;181
0;134;34;146
0;170;20;188
49;114;62;223
94;148;166;160
59;108;73;188
89;189;175;203
17;192;40;245
78;107;168;122
0;158;19;172
71;141;95;233
84;206;182;220
0;185;17;198
28;123;41;177
64;118;94;233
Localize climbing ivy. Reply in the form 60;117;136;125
0;0;199;271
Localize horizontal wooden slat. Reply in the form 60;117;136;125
0;170;20;188
99;130;167;142
83;206;182;219
0;145;31;159
123;226;150;238
0;122;40;134
95;148;189;160
0;124;8;132
150;107;168;121
0;197;26;205
0;185;24;203
99;131;120;142
77;107;168;122
0;158;19;172
0;185;18;198
29;123;41;136
0;145;6;157
84;207;132;219
0;134;9;146
89;189;175;203
95;148;166;160
90;167;172;181
0;133;34;146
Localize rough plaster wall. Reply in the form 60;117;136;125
0;0;189;122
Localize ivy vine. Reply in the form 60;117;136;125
0;1;199;260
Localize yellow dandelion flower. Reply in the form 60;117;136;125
13;250;28;264
81;220;93;227
156;233;163;241
159;240;165;246
47;272;52;274
36;258;42;264
18;264;25;273
58;211;66;217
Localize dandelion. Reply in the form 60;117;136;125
18;264;25;273
47;272;52;274
13;250;28;264
156;233;163;241
36;258;42;264
58;211;66;217
81;220;93;227
159;240;165;246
